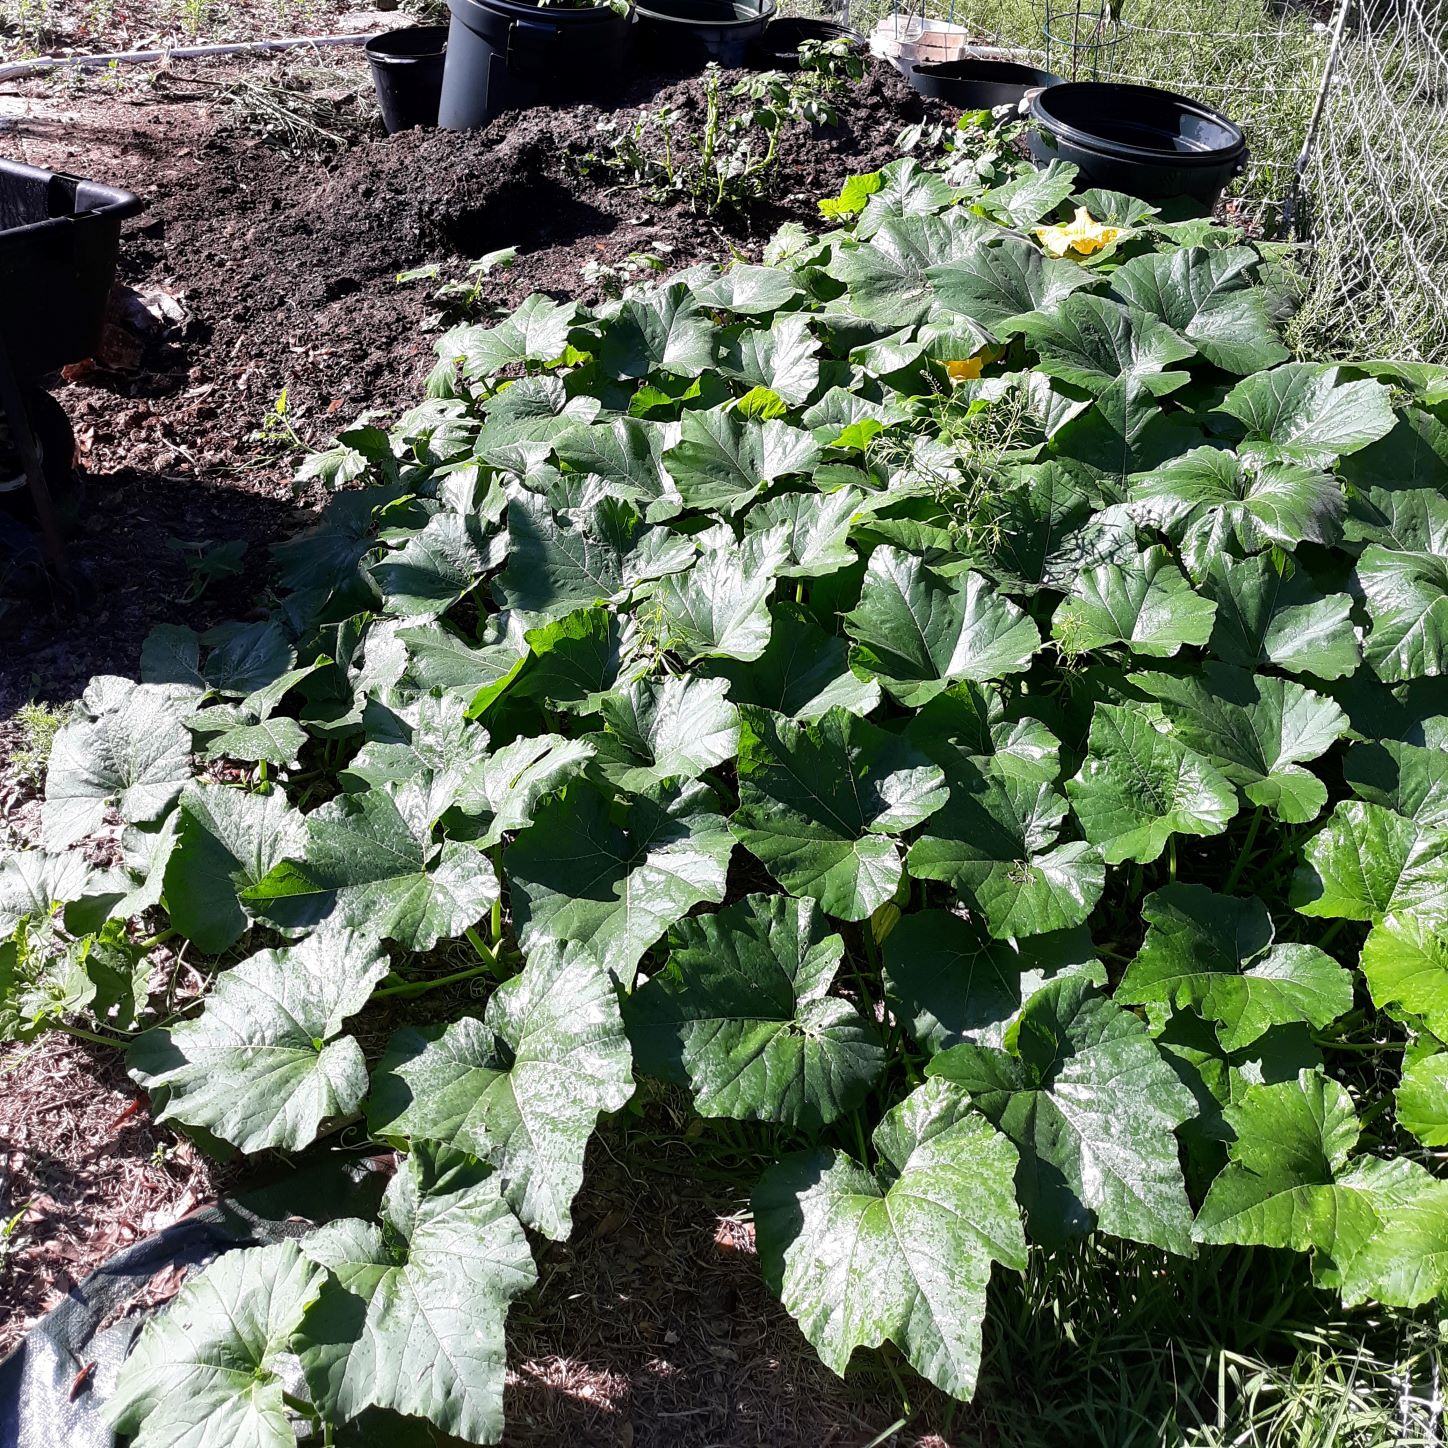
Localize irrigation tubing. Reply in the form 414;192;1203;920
0;32;376;83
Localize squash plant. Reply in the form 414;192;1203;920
6;145;1448;1446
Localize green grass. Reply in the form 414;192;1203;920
8;700;69;792
969;1237;1445;1447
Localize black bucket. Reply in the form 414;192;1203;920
439;0;633;130
637;0;775;69
910;57;1058;111
751;15;862;69
1029;81;1248;207
366;25;448;133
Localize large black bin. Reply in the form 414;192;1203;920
438;0;633;130
1029;81;1247;208
0;159;143;381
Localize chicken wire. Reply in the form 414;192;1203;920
783;0;1448;362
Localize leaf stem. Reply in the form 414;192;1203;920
281;1390;320;1423
467;924;502;969
1222;806;1263;895
489;858;503;944
373;962;492;999
53;1020;125;1049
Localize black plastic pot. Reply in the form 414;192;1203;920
636;0;774;70
1029;81;1248;207
751;14;862;69
910;57;1059;111
366;25;448;133
439;0;633;130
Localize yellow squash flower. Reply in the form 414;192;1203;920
944;345;1003;385
1034;207;1122;258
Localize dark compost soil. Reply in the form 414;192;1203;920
1;57;934;713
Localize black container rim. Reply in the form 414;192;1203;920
449;0;632;28
637;0;774;29
365;24;449;59
1031;80;1246;165
912;57;1059;85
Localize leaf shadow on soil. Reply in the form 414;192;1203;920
0;463;306;714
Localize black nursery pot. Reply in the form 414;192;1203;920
909;57;1059;112
751;14;863;70
636;0;775;70
366;25;449;133
1029;81;1248;208
439;0;633;131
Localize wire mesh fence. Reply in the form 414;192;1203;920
786;0;1448;361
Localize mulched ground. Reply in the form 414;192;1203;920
0;38;964;1445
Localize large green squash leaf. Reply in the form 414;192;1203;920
1066;704;1238;864
108;1240;324;1448
1108;245;1288;374
368;941;633;1239
927;233;1095;334
731;705;947;922
163;782;306;954
1015;293;1195;398
648;524;791;662
505;779;733;987
452;294;577;376
1052;546;1216;659
242;787;498;951
1343;738;1448;828
599;281;714;379
296;1146;536;1445
588;674;739;790
1291;800;1448;922
42;678;194;851
905;681;1062;787
1356;545;1448;682
629;893;884;1130
494;493;692;624
753;1078;1026;1399
929;975;1198;1252
844;546;1040;706
1398;1052;1448;1147
1358;914;1448;1036
1134;663;1349;823
127;928;387;1153
1192;1071;1381;1260
883;908;1102;1054
662;409;821;515
1117;884;1352;1050
1202;552;1361;680
1218;363;1396;468
744;486;863;580
1129;446;1345;579
907;760;1104;939
711;602;882;721
371;511;493;620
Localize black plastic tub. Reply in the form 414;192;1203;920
0;158;143;380
910;57;1058;111
438;0;633;130
366;25;448;133
1029;81;1247;207
637;0;775;69
751;14;862;68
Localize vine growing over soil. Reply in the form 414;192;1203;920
6;124;1448;1447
